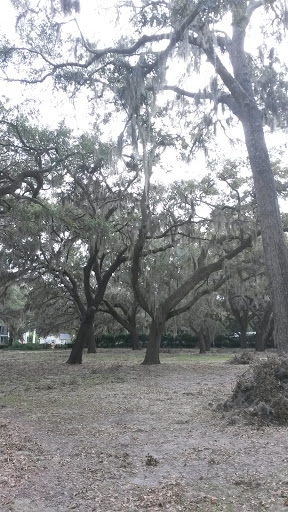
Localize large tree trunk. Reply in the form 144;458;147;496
131;327;141;350
87;335;97;353
228;293;249;349
241;107;288;353
67;308;96;364
254;303;274;352
200;2;288;354
142;313;166;365
255;321;273;352
227;3;288;353
255;332;265;353
130;303;141;350
204;325;214;351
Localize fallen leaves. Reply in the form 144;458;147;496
1;349;288;511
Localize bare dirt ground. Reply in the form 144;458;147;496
1;348;288;511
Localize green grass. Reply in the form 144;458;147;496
91;350;232;365
160;354;231;362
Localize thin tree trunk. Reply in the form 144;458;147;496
198;328;206;354
102;299;141;350
264;318;274;350
239;326;247;349
67;308;96;364
255;332;265;352
8;330;14;347
142;314;165;365
131;328;141;350
199;337;206;354
204;339;211;352
130;303;141;350
228;292;250;350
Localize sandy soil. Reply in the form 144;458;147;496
1;349;288;511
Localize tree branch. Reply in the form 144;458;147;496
131;192;153;316
168;275;228;319
163;233;255;315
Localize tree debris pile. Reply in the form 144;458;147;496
223;357;288;424
228;352;255;365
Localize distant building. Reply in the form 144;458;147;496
0;324;9;344
39;333;72;345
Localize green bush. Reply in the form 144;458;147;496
114;333;133;347
247;333;256;348
175;333;199;348
97;333;135;348
96;332;199;349
162;333;198;348
54;343;73;349
7;342;49;351
95;332;246;349
214;334;240;348
2;332;271;351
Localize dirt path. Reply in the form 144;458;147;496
1;349;288;511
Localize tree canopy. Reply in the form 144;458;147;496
1;0;288;363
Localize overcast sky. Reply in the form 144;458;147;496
0;0;287;188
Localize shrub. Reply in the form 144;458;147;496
97;333;134;348
54;343;73;349
172;333;198;348
7;342;49;351
214;334;240;348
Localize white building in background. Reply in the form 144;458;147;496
22;330;36;343
39;333;72;345
0;323;9;344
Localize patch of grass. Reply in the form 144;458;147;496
161;354;231;363
0;394;25;408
